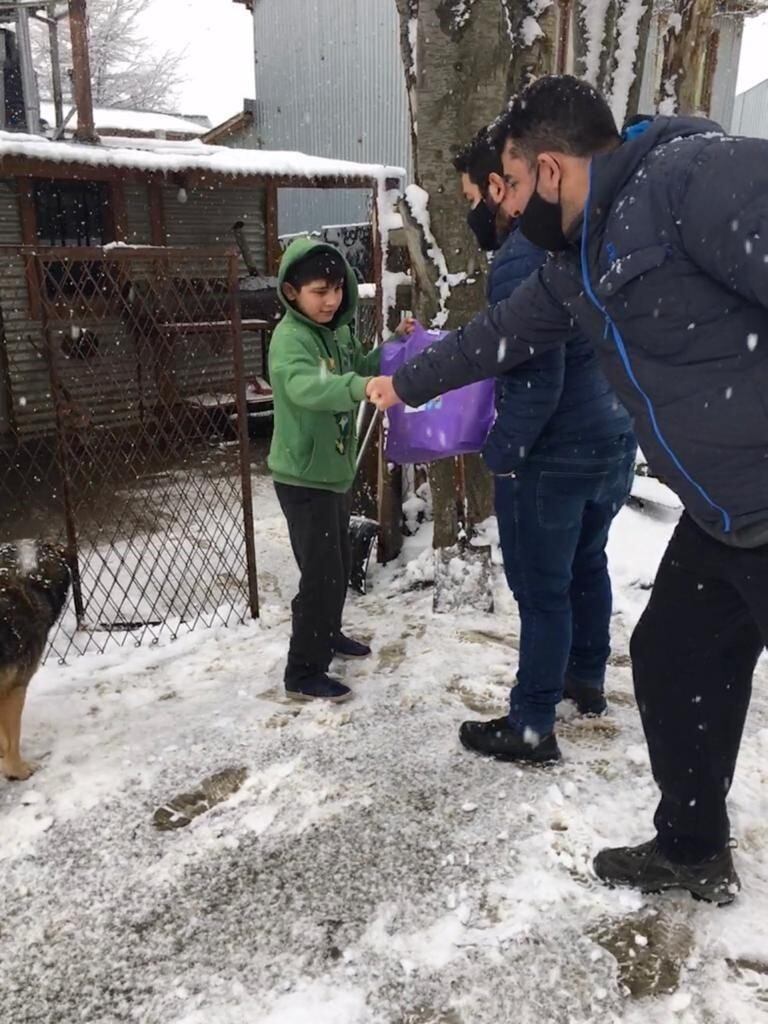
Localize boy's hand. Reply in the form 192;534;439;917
395;316;416;336
367;376;402;411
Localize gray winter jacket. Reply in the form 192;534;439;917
394;117;768;546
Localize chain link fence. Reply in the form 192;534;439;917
0;246;260;661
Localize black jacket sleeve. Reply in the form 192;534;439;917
393;265;574;408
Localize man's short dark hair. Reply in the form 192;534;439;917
490;76;620;164
284;248;346;290
452;127;502;193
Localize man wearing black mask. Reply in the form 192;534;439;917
370;76;768;906
411;127;634;768
453;132;503;253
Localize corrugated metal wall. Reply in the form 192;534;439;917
732;76;768;138
710;16;743;132
0;179;55;438
248;0;410;234
124;183;153;244
163;184;266;272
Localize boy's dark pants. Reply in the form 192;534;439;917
275;483;352;684
631;513;768;862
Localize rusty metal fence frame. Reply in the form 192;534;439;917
1;245;260;661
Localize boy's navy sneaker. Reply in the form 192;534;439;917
459;716;561;764
563;677;607;716
333;633;372;659
285;674;352;703
593;837;740;905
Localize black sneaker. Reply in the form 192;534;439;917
459;716;561;764
333;633;372;659
285;674;353;703
563;679;607;716
593;838;740;905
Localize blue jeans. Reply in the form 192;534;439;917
495;434;636;737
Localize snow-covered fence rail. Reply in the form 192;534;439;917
0;246;260;660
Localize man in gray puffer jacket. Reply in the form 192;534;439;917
369;76;768;905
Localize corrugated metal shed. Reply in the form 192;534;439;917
732;76;768;138
248;0;410;234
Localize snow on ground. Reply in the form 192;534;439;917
2;474;768;1024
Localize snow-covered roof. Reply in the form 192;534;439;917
40;102;208;138
0;131;406;185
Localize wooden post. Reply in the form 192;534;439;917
48;2;65;129
371;181;403;563
67;0;97;143
371;184;384;343
264;181;279;275
228;254;260;619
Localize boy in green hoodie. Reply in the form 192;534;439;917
269;238;380;703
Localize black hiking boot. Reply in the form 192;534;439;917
285;674;353;703
563;678;607;716
459;716;561;764
593;838;740;905
333;633;372;659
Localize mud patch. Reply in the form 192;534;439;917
457;628;518;651
152;766;248;831
446;677;505;715
399;1009;464;1024
591;911;694;998
378;640;407;671
609;652;632;669
559;715;621;743
263;708;302;728
607;690;636;708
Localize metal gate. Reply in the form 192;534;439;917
0;246;260;661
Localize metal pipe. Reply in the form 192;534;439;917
232;220;261;276
67;0;97;143
47;1;64;127
15;7;40;134
356;407;380;472
52;103;76;140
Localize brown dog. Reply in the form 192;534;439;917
0;542;70;780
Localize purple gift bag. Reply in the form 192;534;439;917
380;322;495;465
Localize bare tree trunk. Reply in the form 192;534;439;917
574;0;654;126
394;0;554;555
625;0;654;118
658;0;718;115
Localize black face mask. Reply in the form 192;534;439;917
519;171;569;252
467;200;499;252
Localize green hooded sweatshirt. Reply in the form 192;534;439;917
267;237;381;492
